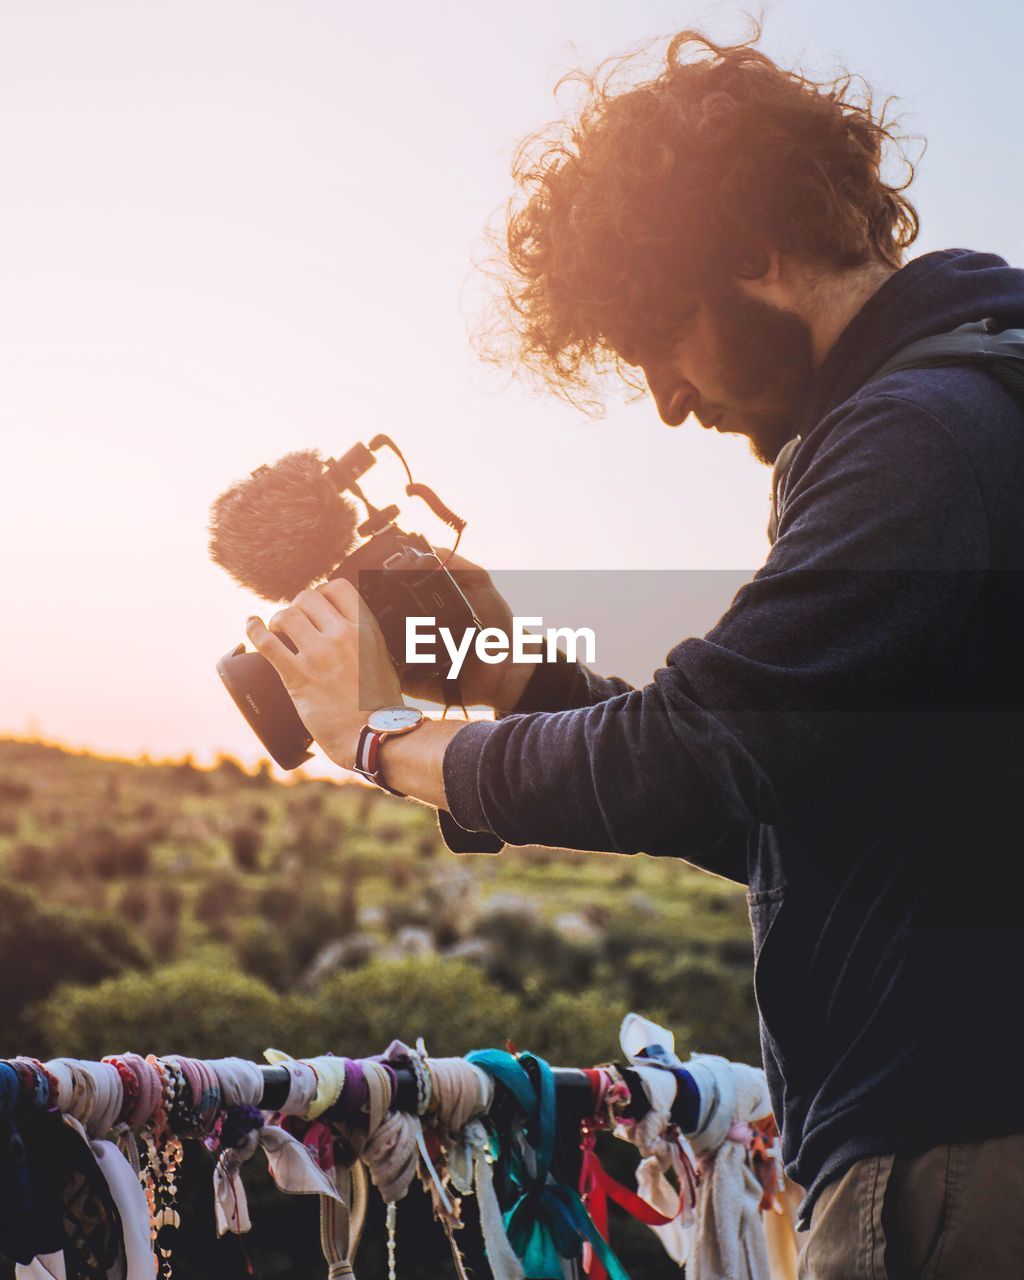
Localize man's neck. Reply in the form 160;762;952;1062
806;260;900;369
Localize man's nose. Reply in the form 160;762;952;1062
646;372;697;427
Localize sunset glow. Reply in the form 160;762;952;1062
1;1;1020;768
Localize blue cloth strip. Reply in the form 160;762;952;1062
468;1049;631;1280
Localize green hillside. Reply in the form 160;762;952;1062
0;736;758;1278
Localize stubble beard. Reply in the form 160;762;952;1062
701;285;817;466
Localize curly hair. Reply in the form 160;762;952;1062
481;22;921;407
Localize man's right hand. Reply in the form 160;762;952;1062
400;550;535;714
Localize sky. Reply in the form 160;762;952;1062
1;0;1021;767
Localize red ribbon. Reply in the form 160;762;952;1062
749;1114;783;1213
578;1070;696;1280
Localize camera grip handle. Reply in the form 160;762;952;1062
216;644;314;770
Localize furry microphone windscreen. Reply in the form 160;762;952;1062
208;450;359;602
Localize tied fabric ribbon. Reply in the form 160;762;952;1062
261;1050;320;1117
8;1106;127;1280
728;1117;785;1216
686;1056;776;1280
616;1063;699;1269
16;1114;155;1280
615;1020;708;1271
578;1066;697;1280
449;1120;524;1280
0;1063;35;1255
579;1123;694;1280
467;1050;630;1280
195;1056;350;1248
619;1018;782;1279
1;1061;128;1276
212;1106;343;1236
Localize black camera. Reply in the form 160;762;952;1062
213;437;479;769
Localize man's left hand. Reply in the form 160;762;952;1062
245;579;403;771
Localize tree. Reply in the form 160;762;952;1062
0;882;151;1049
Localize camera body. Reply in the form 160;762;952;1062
333;526;477;678
216;439;478;769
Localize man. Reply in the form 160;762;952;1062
246;28;1024;1278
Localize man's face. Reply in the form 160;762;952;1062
622;282;816;466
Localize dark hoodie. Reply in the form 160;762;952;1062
440;249;1024;1224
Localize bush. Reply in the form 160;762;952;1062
6;841;52;883
0;778;31;803
415;832;439;860
337;860;361;937
251;761;275;788
94;834;151;878
0;883;151;1045
624;951;759;1062
233;918;295;991
117;881;150;926
309;957;521;1059
252;882;344;974
214;755;246;780
387;855;416;891
520;989;631;1066
26;961;302;1060
229;823;263;873
170;756;214;793
375;823;405;849
195;870;246;938
474;909;596;994
117;882;184;960
47;823;154;879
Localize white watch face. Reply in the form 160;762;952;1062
367;706;423;733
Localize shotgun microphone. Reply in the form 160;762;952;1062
208;449;361;602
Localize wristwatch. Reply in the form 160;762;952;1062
353;706;425;795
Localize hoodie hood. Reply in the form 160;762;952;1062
791;248;1024;441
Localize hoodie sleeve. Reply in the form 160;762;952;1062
435;631;635;854
440;394;991;859
500;646;636;715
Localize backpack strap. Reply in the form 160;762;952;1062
767;435;802;545
864;317;1024;394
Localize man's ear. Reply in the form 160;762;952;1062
757;247;782;286
730;243;780;288
733;247;786;302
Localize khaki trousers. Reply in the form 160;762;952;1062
797;1134;1024;1279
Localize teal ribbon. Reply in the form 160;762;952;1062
467;1049;630;1280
